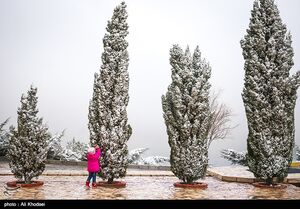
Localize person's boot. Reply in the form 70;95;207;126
86;181;90;188
92;182;97;188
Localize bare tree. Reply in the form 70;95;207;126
207;91;236;147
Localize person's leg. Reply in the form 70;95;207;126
92;173;97;183
92;173;97;187
86;172;93;187
87;172;93;182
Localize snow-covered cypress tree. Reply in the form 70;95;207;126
7;86;51;184
88;1;131;184
241;0;300;184
162;45;212;184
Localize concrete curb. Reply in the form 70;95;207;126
207;166;300;184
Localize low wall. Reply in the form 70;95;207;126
45;159;171;170
128;164;170;171
1;157;171;171
46;159;87;166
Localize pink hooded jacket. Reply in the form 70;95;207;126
87;148;101;172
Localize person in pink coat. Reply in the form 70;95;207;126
86;144;101;188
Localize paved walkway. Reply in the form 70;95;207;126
1;162;299;184
2;175;300;199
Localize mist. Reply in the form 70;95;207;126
0;0;299;166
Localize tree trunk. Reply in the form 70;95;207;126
24;175;31;184
108;177;114;184
266;178;273;185
186;178;193;185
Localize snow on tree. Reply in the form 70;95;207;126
47;131;89;162
0;118;10;156
221;146;300;166
88;2;131;184
127;148;170;166
66;137;88;161
7;86;51;184
128;148;149;164
142;156;170;166
162;45;212;184
47;130;65;160
241;0;300;184
221;149;248;166
59;149;82;162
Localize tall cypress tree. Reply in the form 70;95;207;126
7;86;50;184
88;2;131;184
162;45;212;184
241;0;300;184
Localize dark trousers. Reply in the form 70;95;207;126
87;172;97;183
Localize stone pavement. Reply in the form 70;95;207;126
1;161;300;184
1;175;300;199
2;160;300;200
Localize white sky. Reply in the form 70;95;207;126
0;0;299;166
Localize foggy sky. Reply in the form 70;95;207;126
0;0;299;166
